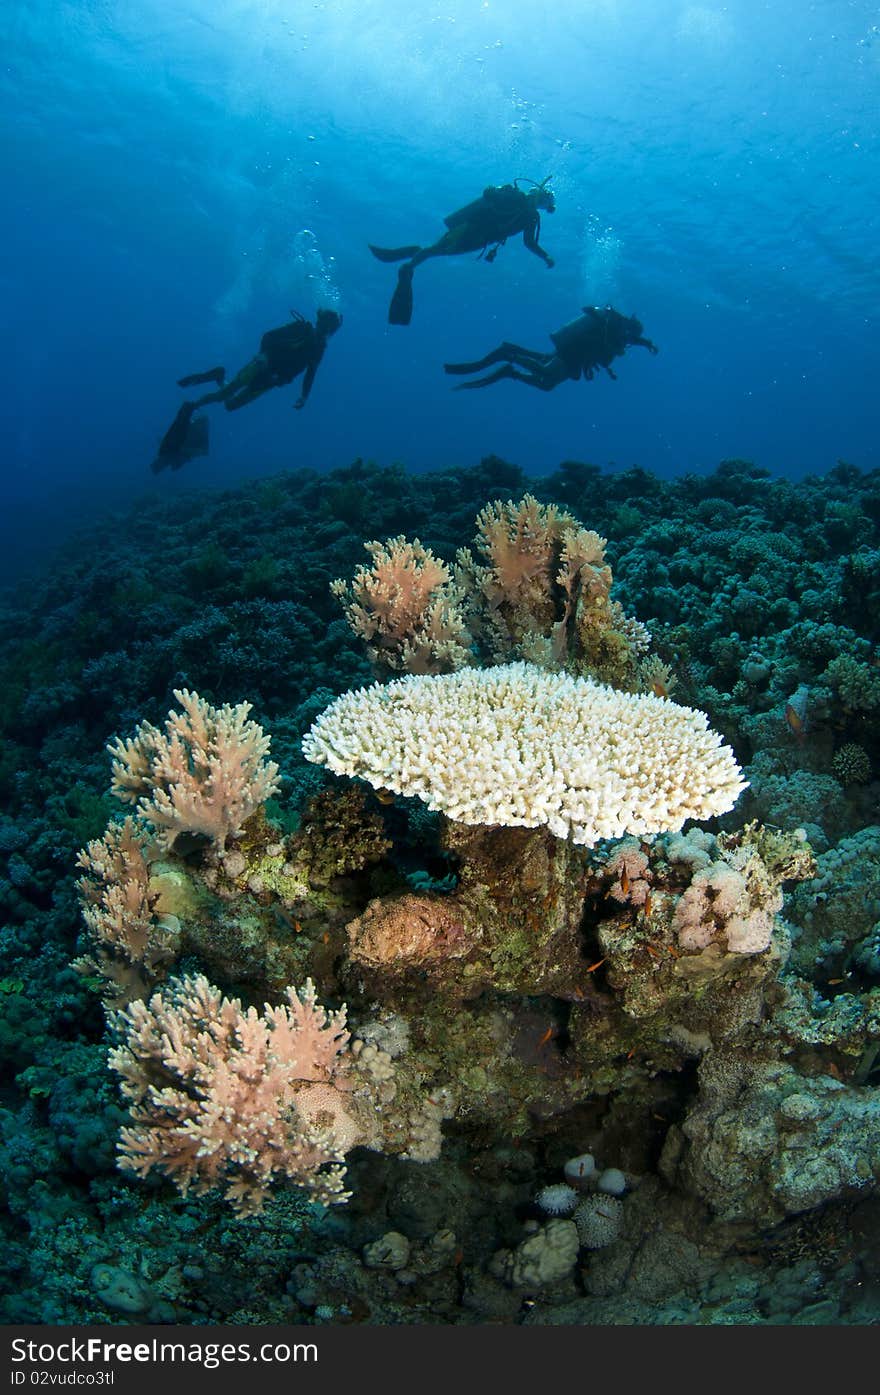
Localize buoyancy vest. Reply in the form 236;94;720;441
259;320;315;382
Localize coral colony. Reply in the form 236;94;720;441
4;468;880;1323
81;504;802;1227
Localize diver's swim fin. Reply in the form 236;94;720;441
450;367;513;391
444;359;490;375
388;264;414;326
152;400;195;473
369;243;421;264
177;366;226;388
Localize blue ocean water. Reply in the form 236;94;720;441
2;0;879;580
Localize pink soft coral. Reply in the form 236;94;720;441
109;974;361;1214
107;688;280;852
74;817;178;1004
331;536;471;675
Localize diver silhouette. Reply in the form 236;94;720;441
369;178;556;325
152;308;343;473
444;305;658;392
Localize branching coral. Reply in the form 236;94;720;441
330;536;472;676
302;661;747;846
108;688;280;852
332;496;654;688
459;494;585;643
109;973;361;1214
74;817;178;1004
455;495;630;680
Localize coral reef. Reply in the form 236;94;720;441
3;454;880;1326
110;974;360;1213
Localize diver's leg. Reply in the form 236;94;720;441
177;366;226;388
445;342;552;375
193;354;266;407
505;357;570;390
451;365;520;390
499;344;555;369
408;234;455;269
512;368;560;391
186;355;269;409
190;386;227;407
224;383;270;412
454;364;561;392
389;236;459;324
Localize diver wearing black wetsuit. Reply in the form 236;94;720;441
444;306;658;392
152;308;343;473
369;179;556;325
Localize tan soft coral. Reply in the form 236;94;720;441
455;495;583;662
109;974;360;1214
331;536;472;676
75;817;179;1004
109;972;454;1213
337;496;654;688
108;689;280;853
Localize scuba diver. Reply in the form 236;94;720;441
151;307;343;473
369;177;556;326
444;305;658;392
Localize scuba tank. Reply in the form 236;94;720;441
260;315;311;360
550;308;604;365
444;186;512;229
443;175;553;229
443;183;531;230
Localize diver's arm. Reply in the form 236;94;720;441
522;214;554;267
294;347;324;408
633;336;659;354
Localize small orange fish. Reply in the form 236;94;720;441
784;686;809;744
651;678;669;699
827;977;845;985
586;957;606;973
536;1026;555;1050
643;890;653;917
620;864;630;896
645;944;662;960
